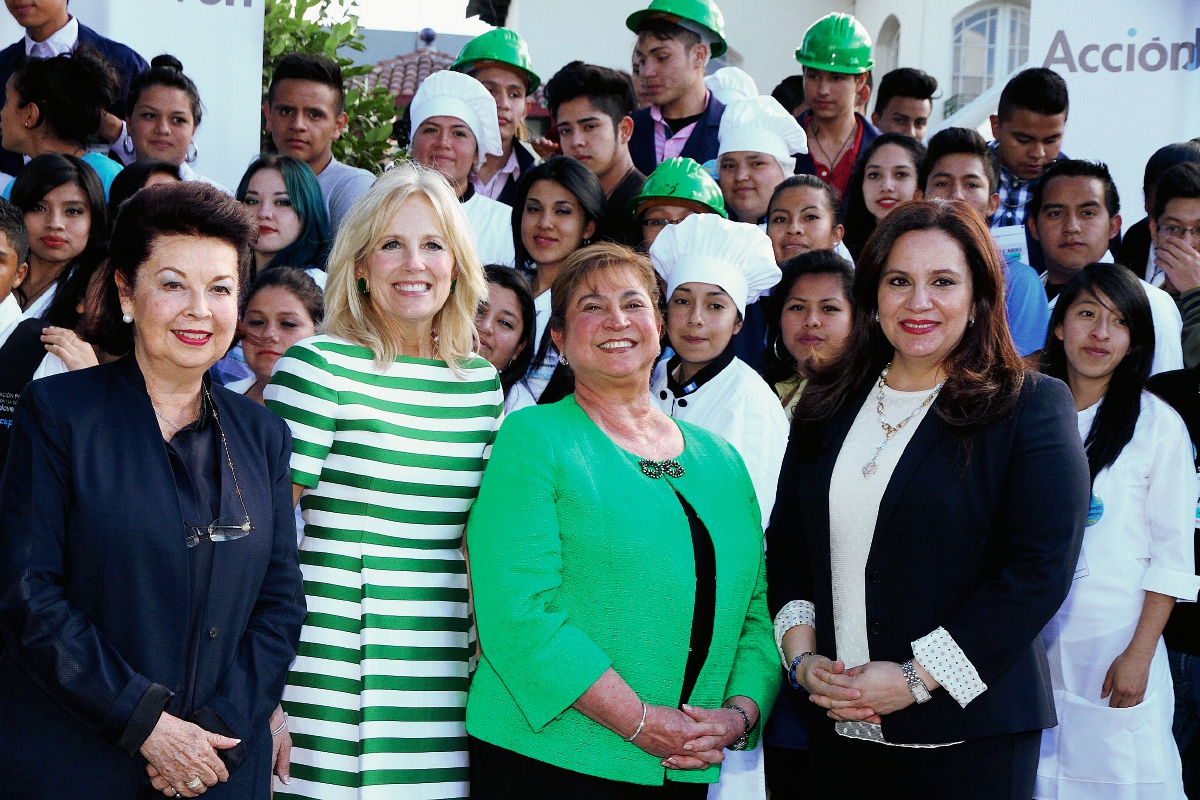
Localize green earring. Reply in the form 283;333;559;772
357;277;368;295
450;278;457;294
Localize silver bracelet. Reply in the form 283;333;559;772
271;712;288;736
625;702;648;743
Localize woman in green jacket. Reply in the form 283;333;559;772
466;241;780;797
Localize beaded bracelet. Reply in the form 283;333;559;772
788;652;817;691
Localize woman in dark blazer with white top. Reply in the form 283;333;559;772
0;183;305;799
766;200;1090;799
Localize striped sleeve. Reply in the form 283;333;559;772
264;342;338;487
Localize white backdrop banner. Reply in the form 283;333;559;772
0;0;263;191
1031;2;1200;228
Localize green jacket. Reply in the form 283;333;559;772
465;397;779;785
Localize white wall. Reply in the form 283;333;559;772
0;0;263;190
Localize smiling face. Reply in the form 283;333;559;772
877;228;974;376
719;151;786;223
521;179;596;268
780;272;852;369
472;64;528;145
242;168;302;258
1055;288;1131;391
767;185;844;264
923;153;999;221
242;285;317;383
475;283;527;370
990;108;1066;181
1031;175;1121;285
358;193;455;338
265;79;347;171
557;96;621;180
666;281;742;381
118;234;240;378
128;84;197;166
862;143;920;222
410;116;478;196
25;181;91;267
552;265;661;390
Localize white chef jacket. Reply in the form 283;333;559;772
461;191;515;268
1036;392;1200;800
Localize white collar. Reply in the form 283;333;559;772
24;16;79;58
0;292;21;347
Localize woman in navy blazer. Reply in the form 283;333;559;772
766;200;1090;798
0;182;305;799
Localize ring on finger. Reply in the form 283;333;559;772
186;777;203;790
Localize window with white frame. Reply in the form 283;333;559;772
947;2;1030;117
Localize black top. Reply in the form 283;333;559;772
0;317;47;474
675;492;715;707
604;166;647;249
1146;366;1200;656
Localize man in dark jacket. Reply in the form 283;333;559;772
0;0;148;177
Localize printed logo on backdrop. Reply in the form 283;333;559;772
1043;27;1200;73
177;0;255;6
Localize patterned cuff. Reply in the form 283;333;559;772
773;600;816;669
911;627;987;708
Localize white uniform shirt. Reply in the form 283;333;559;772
0;293;21;350
1036;392;1200;798
461;192;515;268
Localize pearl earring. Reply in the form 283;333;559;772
122;313;133;324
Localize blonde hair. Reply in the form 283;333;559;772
323;163;486;371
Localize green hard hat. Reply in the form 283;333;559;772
795;13;874;75
452;28;540;94
626;0;727;58
628;157;728;219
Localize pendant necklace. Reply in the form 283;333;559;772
862;365;943;478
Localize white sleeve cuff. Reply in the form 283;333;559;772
1142;564;1200;602
110;122;137;166
773;600;816;669
912;627;987;708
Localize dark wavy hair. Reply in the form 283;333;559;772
797;200;1026;428
482;265;536;394
106;159;181;229
236;153;332;275
761;249;855;386
1042;263;1154;482
89;182;257;357
12;46;119;148
842;132;926;262
511;155;608;275
10;154;107;319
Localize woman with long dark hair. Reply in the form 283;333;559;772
235;153;332;283
767;201;1090;797
1036;263;1198;799
512;155;607;403
476;264;536;412
840;133;925;262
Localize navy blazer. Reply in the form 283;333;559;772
0;356;304;799
0;22;148;177
792;110;881;179
629;94;725;177
766;370;1089;744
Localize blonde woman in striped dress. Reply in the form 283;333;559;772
265;163;502;799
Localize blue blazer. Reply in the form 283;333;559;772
0;356;305;799
0;22;148;176
766;370;1089;744
792;110;881;178
629;94;725;177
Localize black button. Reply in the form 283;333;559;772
869;571;883;583
659;390;668;399
869;622;882;635
679;399;688;408
208;627;218;639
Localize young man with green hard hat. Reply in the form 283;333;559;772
626;0;728;178
628;156;727;250
452;27;542;206
793;12;881;199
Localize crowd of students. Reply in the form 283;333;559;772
0;0;1199;798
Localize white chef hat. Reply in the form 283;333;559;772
704;67;758;105
717;95;808;175
649;214;781;316
409;70;504;167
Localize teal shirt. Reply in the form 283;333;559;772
2;151;122;201
466;396;780;785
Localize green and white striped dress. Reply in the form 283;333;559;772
264;335;503;800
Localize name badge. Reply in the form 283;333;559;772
1086;492;1104;527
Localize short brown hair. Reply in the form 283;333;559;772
548;242;660;335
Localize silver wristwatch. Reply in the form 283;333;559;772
901;660;932;704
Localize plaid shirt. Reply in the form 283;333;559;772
989;141;1066;229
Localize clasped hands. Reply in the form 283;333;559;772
629;702;753;771
795;655;937;723
141;712;240;797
